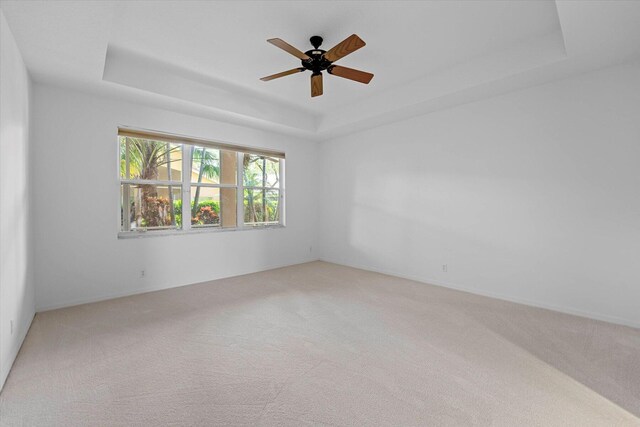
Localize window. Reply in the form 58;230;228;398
119;129;284;235
243;154;281;226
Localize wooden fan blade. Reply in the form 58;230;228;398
324;34;366;63
260;68;306;81
328;65;374;84
311;73;323;97
267;38;310;60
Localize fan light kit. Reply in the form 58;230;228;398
261;34;374;97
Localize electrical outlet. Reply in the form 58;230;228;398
10;320;14;335
140;270;146;278
442;264;448;273
309;246;313;253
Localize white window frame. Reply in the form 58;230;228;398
117;128;285;238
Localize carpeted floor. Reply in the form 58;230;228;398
0;261;639;426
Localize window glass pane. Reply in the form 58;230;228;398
243;154;279;188
244;189;280;225
220;188;237;228
243;154;263;187
157;143;182;181
121;184;181;231
265;190;280;222
265;157;280;188
191;146;220;185
191;186;220;227
244;189;264;224
123;137;182;181
119;136;127;179
220;149;237;185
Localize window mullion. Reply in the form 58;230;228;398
182;145;193;231
121;179;182;186
190;183;236;189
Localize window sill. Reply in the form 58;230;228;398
118;224;285;239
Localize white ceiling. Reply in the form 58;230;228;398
1;0;640;140
110;1;561;111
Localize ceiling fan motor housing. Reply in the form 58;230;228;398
302;36;333;73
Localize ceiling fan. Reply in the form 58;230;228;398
260;34;374;97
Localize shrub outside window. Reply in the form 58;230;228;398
119;129;284;235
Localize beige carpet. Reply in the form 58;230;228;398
0;261;638;426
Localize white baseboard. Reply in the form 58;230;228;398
1;311;35;393
37;257;322;313
319;257;640;330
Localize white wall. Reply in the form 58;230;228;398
0;11;35;390
319;61;640;328
32;84;319;311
